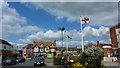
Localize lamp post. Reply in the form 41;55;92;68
59;27;65;54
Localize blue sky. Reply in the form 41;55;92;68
1;2;118;49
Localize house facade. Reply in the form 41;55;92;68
0;39;13;64
97;24;120;57
22;40;56;58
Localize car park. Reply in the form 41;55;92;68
4;58;17;65
16;57;25;63
34;57;45;66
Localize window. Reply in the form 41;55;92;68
29;48;32;51
40;44;44;47
4;46;6;49
51;44;54;47
45;45;49;52
51;48;54;52
115;50;118;55
40;48;43;52
34;45;39;52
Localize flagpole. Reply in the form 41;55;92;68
80;16;84;52
67;36;68;53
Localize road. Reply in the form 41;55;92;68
1;58;64;68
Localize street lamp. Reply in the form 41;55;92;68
58;27;65;54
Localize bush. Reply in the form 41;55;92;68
84;46;103;67
53;55;62;65
72;62;88;68
72;46;103;68
78;52;88;66
71;56;79;63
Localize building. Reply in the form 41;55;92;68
0;39;13;64
22;40;56;58
97;24;120;57
97;41;114;57
56;46;82;54
12;49;22;57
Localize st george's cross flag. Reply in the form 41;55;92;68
81;17;89;24
67;35;72;39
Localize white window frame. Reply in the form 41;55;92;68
45;45;49;52
34;45;39;52
51;48;54;52
51;44;54;47
40;44;44;47
40;48;43;52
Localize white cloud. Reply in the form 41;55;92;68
83;26;110;40
18;26;110;44
1;2;44;37
9;42;26;50
99;39;111;44
56;40;96;47
25;2;118;26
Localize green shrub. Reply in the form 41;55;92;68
72;46;103;68
78;52;88;66
71;56;79;63
53;55;62;65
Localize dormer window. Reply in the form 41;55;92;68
40;44;44;47
51;44;54;47
45;45;49;52
34;45;39;52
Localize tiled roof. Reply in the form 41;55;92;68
32;41;56;48
27;44;33;49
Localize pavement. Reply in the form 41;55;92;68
103;61;120;68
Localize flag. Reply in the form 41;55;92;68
67;35;72;39
81;17;89;24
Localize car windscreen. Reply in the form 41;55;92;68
34;57;43;61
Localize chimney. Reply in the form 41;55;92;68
97;41;99;47
33;40;36;43
54;40;56;43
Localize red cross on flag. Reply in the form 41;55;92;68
81;18;89;24
67;35;72;39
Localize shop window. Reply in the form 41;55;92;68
51;48;54;52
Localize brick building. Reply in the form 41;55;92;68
97;24;120;57
22;40;56;58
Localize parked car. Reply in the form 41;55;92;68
73;53;81;56
34;57;45;66
16;57;25;63
4;58;17;65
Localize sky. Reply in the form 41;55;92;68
1;1;119;49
